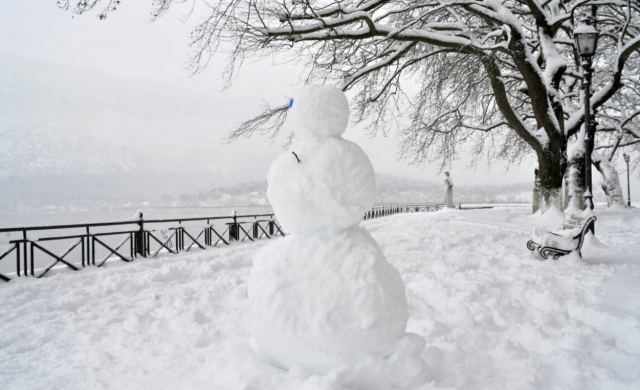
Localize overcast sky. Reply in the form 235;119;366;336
2;0;638;195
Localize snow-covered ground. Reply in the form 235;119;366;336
1;207;639;390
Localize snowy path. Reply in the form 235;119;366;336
1;208;639;390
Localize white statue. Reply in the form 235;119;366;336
444;171;454;208
246;85;417;375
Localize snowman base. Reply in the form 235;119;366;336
298;332;430;388
247;332;430;389
247;226;410;374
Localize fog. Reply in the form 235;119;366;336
1;0;638;202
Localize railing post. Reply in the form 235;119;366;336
129;232;135;259
84;226;92;268
145;230;150;256
15;240;21;277
268;217;275;237
253;219;260;239
81;230;86;268
29;240;34;276
23;230;28;277
229;211;239;242
135;212;145;258
92;235;96;265
177;226;184;252
205;225;212;246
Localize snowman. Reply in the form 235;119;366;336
247;85;412;374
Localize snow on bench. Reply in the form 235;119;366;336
527;214;597;260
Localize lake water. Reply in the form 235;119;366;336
0;205;273;229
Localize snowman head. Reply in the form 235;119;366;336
287;85;349;142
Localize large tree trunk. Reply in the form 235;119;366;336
593;152;626;207
532;169;542;213
533;149;566;213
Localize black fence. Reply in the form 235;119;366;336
0;203;441;283
0;212;284;283
364;203;442;219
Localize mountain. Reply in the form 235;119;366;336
0;126;212;209
0;127;143;177
0;57;279;210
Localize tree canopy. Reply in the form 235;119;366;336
60;0;640;207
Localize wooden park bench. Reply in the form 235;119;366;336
526;214;597;260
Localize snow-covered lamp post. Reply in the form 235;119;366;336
624;153;631;207
574;19;599;211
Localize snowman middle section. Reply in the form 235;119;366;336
247;131;410;374
266;136;377;233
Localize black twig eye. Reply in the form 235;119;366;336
291;151;301;163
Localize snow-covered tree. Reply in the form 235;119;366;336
593;79;640;206
61;0;640;211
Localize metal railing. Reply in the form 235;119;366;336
364;203;442;219
0;212;283;282
0;203;442;283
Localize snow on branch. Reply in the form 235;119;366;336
58;0;640;176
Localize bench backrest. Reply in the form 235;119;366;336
562;214;588;229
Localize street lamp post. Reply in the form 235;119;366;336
574;19;599;211
624;153;631;207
